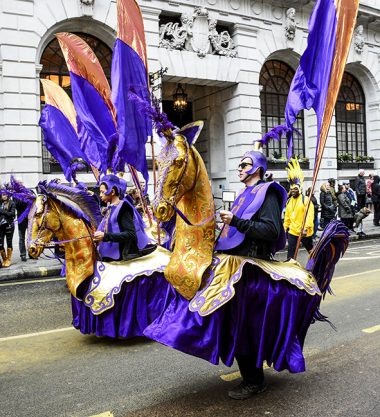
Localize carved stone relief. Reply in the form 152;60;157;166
250;1;263;15
229;0;241;10
159;7;237;58
284;7;296;41
80;0;94;17
353;25;365;54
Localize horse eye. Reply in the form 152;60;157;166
175;158;184;168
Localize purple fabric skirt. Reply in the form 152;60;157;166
71;272;170;338
144;264;321;373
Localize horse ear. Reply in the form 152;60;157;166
176;121;204;147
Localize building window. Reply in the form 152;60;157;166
259;60;305;159
40;33;112;174
336;72;366;158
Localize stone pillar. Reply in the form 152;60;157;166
225;23;261;191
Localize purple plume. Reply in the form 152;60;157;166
128;92;175;138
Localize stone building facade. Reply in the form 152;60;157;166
1;0;380;197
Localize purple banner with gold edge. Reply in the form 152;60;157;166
111;38;151;184
39;104;89;182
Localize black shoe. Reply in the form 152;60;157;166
21;256;27;262
228;381;267;400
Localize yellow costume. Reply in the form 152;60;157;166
284;194;314;237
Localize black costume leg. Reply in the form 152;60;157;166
287;233;298;259
235;354;265;385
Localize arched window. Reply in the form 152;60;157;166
40;33;112;174
336;72;366;158
259;60;305;159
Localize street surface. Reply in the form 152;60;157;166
0;238;379;417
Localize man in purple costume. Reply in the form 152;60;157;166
218;150;287;400
94;174;152;261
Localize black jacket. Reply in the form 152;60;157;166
371;176;380;204
320;185;336;219
223;183;283;260
0;200;16;228
103;202;139;261
355;175;366;196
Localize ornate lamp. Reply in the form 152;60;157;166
173;83;188;112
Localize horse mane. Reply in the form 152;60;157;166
38;181;101;228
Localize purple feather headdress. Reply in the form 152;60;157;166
128;92;175;139
258;124;303;160
5;176;36;224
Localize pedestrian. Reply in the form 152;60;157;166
371;175;380;226
343;181;356;229
218;150;287;399
306;187;319;239
319;182;336;229
328;178;338;209
336;184;353;229
283;159;314;259
366;173;374;211
0;190;16;268
355;169;366;210
10;177;33;262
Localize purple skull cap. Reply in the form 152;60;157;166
242;151;267;175
100;174;123;196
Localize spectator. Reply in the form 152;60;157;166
371;175;380;226
306;187;319;239
0;191;16;268
355;169;366;209
353;207;372;236
319;182;336;229
366;173;374;211
328;178;338;209
337;184;354;229
344;181;357;229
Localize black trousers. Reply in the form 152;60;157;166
357;194;366;210
0;225;14;251
18;224;27;257
287;233;313;259
373;202;380;226
235;354;264;385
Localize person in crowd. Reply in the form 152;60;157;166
319;182;336;229
283;159;314;259
0;191;16;268
366;173;374;211
306;187;319;239
337;184;354;229
343;181;357;230
328;178;338;209
355;169;367;210
371;175;380;227
218;150;287;399
11;178;32;262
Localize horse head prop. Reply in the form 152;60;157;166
153;121;216;300
28;181;101;298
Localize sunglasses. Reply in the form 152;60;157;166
238;162;253;170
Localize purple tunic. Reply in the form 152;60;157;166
216;181;287;254
98;199;150;260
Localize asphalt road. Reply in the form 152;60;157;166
0;238;379;417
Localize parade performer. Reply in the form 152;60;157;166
144;122;348;401
217;149;287;398
283;158;314;259
93;174;154;262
